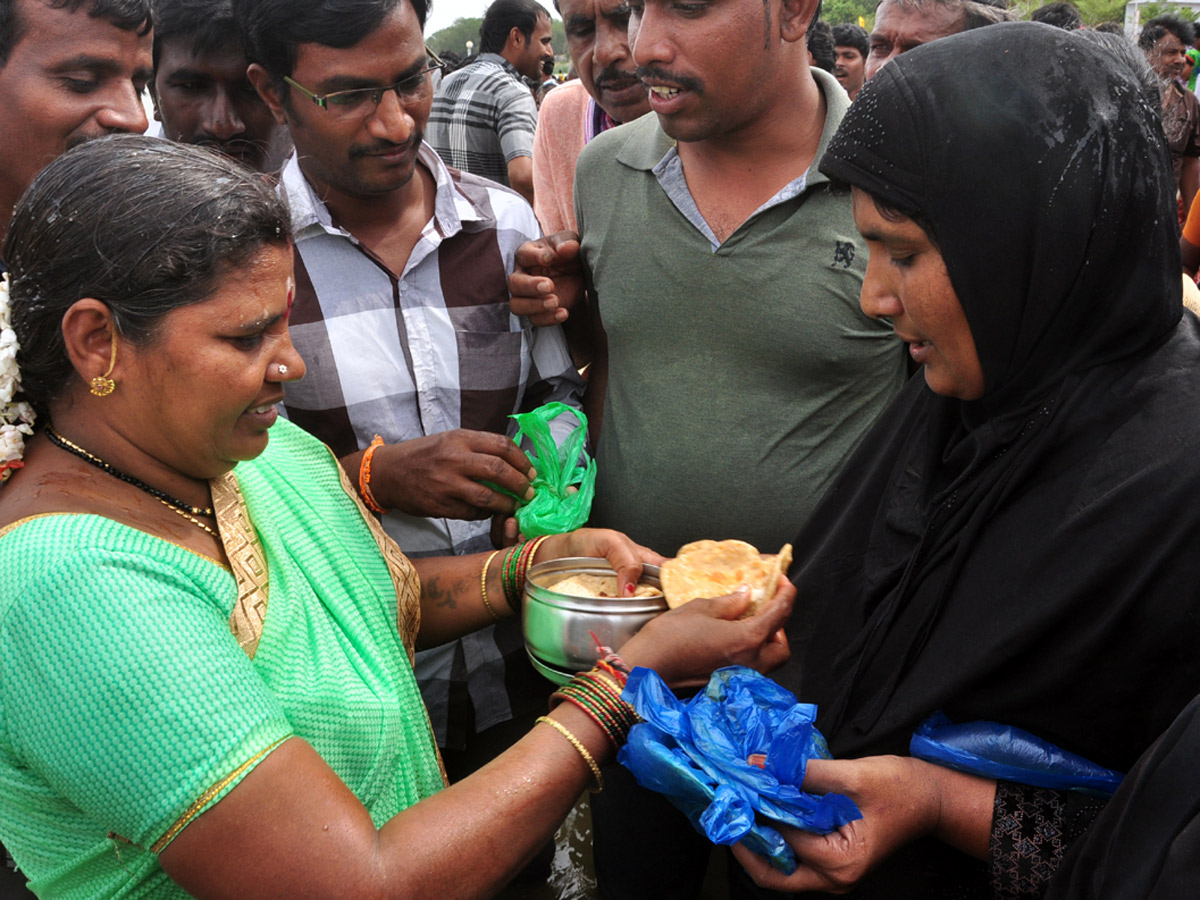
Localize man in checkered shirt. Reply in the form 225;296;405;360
426;0;555;205
238;0;584;788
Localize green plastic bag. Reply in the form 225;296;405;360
496;402;596;537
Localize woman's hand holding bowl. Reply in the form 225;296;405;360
532;529;794;688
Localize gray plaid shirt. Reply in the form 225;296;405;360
427;52;537;188
279;147;583;747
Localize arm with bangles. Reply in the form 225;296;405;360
412;529;786;666
159;700;625;900
409;530;632;649
159;536;796;900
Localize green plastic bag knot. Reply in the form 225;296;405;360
499;402;596;537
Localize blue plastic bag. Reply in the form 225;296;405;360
910;712;1124;796
619;667;861;873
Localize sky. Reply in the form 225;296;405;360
426;0;560;40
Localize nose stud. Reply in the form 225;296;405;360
275;364;289;377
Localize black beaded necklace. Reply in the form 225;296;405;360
45;426;217;535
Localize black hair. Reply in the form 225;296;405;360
1;0;151;65
870;193;941;251
479;0;548;55
151;0;240;71
1030;2;1081;30
1092;21;1125;36
232;0;429;83
6;135;292;420
809;20;836;71
439;48;470;73
1141;15;1195;50
832;23;869;58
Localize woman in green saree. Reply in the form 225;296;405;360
0;136;793;900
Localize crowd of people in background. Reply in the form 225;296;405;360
3;0;1200;898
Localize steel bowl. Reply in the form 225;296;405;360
523;557;666;684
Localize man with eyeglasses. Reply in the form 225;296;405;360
234;0;584;847
426;0;555;205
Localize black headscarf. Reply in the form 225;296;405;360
778;22;1200;777
822;22;1180;413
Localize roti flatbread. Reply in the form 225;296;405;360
550;573;663;599
661;540;793;616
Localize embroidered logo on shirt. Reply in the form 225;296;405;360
833;241;856;268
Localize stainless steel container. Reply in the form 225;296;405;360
523;557;665;684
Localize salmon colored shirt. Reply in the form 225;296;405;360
532;80;593;235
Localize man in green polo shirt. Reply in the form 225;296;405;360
509;0;906;896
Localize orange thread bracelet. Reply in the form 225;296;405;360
359;434;388;515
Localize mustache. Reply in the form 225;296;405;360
593;67;641;90
190;136;264;155
349;131;423;159
635;64;704;94
65;129;116;151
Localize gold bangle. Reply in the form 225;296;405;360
480;550;502;621
527;534;552;565
536;715;604;792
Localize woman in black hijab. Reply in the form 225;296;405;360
738;21;1200;898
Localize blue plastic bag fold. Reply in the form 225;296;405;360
910;712;1124;795
619;667;861;873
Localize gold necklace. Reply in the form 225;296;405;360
45;426;218;537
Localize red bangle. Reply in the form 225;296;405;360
519;534;550;582
359;435;388;515
550;665;640;747
502;543;524;609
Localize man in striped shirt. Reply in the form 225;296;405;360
427;0;554;204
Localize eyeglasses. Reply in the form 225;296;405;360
284;48;445;121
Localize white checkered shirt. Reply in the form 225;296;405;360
278;146;584;747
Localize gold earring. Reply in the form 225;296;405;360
89;332;117;397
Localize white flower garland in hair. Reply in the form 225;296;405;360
0;273;35;484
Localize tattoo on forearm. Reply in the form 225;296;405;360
424;575;456;610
